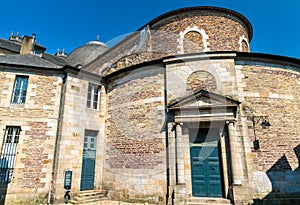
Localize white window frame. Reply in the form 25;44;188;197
0;126;21;184
87;83;101;110
11;75;29;104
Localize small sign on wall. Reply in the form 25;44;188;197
64;170;72;190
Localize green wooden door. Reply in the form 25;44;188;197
190;146;222;197
80;131;97;191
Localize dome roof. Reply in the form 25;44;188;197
67;40;108;67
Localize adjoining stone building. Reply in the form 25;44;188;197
0;33;108;204
0;6;299;205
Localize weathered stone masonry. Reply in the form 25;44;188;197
0;71;62;203
239;62;300;197
1;5;299;205
103;65;166;202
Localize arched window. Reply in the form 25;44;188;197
177;26;210;54
183;31;203;54
238;35;250;52
241;40;248;52
186;71;217;92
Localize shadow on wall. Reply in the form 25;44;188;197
253;144;300;205
0;156;11;204
0;180;8;204
0;184;8;205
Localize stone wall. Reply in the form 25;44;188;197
104;65;166;203
165;53;239;103
164;54;300;203
151;10;250;53
186;70;218;92
238;62;300;199
0;70;62;203
53;74;106;201
87;7;251;77
165;54;246;201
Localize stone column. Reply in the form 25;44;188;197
227;121;242;185
175;123;185;184
168;123;176;186
174;123;188;205
167;123;176;205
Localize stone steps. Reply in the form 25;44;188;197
187;197;232;205
67;200;153;205
253;198;300;205
69;190;108;205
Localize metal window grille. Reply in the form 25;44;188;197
87;83;100;109
12;75;29;104
0;126;21;184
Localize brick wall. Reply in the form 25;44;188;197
186;70;218;92
19;122;53;189
152;10;250;53
0;71;62;203
183;31;204;53
239;63;300;198
89;8;250;77
104;65;166;202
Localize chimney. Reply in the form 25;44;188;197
20;34;36;54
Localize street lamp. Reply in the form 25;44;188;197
252;116;271;150
260;119;271;129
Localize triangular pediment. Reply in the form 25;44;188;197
168;89;240;110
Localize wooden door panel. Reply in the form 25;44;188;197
191;146;222;197
80;132;97;191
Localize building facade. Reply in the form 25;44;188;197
0;6;299;205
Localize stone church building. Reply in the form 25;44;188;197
0;6;299;205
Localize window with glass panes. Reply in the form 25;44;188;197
11;75;29;104
0;126;21;183
87;83;100;109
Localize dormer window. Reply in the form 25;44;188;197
33;48;43;56
32;44;46;56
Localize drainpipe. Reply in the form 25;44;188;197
163;65;171;205
48;73;67;204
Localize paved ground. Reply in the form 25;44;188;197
48;201;153;205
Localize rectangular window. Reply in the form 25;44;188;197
11;75;29;104
83;130;98;151
0;126;21;184
87;83;101;110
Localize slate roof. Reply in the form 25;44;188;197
0;38;21;53
0;36;108;70
0;54;62;68
0;36;70;68
42;53;70;66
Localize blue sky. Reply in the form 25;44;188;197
0;0;299;59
